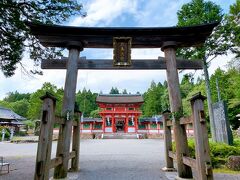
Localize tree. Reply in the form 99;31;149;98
226;0;240;68
180;74;194;99
11;99;30;117
228;0;240;57
122;89;128;94
177;0;227;141
109;87;119;94
3;91;31;102
142;81;166;116
27;82;61;119
0;0;85;77
75;88;98;117
90;109;101;118
0;90;31;118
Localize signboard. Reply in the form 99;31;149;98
113;37;132;66
212;101;233;145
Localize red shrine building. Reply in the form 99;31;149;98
76;94;194;137
96;94;143;133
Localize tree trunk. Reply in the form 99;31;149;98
203;57;216;141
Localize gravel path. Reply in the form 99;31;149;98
0;139;239;180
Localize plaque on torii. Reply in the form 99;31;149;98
113;37;132;66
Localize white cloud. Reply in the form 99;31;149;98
134;0;188;27
70;0;138;26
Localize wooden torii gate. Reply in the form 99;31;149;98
27;22;218;180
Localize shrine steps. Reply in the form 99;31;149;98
102;133;139;139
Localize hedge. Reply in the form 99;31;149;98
173;138;240;168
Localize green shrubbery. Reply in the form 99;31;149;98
14;131;27;136
209;141;240;168
0;126;10;140
0;126;28;140
173;138;240;168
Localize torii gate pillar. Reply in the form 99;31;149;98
54;42;83;179
162;42;193;179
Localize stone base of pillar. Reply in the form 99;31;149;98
50;177;68;180
68;168;80;172
175;177;194;180
162;167;176;172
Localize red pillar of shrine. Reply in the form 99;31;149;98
135;115;138;133
102;115;105;133
112;116;115;133
125;116;128;133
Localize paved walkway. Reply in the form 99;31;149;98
0;139;239;180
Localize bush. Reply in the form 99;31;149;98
233;138;240;146
15;131;27;136
23;120;35;130
187;138;195;158
173;138;240;168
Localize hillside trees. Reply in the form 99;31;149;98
3;91;31;102
27;82;64;119
0;91;30;117
142;81;167;117
109;87;120;94
75;88;98;117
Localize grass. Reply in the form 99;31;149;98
11;136;39;143
213;167;240;174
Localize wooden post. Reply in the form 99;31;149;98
70;111;81;171
54;42;83;178
190;93;213;180
162;41;193;179
162;110;175;171
34;92;56;180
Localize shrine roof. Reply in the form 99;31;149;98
0;106;26;120
96;94;144;104
26;22;219;48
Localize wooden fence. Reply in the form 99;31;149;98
162;92;213;180
34;93;81;180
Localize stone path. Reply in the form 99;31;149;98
0;139;239;180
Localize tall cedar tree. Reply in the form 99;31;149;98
227;0;240;68
177;0;227;141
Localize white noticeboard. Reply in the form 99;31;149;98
105;127;113;133
128;127;135;133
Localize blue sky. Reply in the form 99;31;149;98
0;0;236;99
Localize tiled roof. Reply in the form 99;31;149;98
139;115;162;122
96;94;144;104
82;117;102;122
0;106;26;120
0;120;24;125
